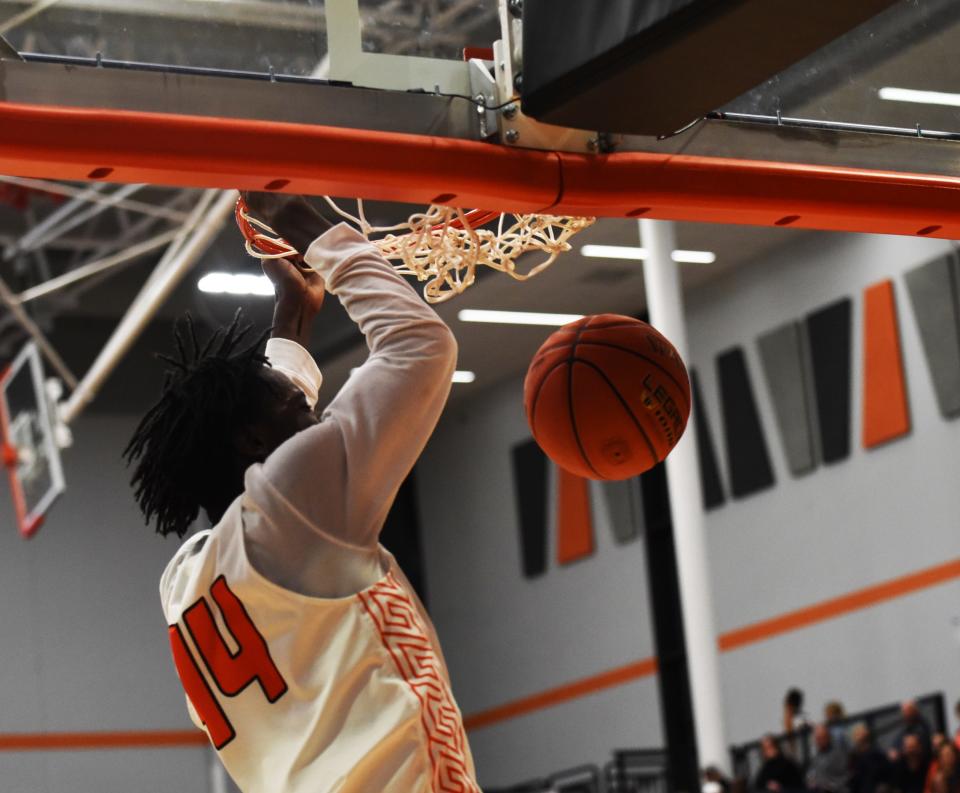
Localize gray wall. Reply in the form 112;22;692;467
5;228;960;793
419;377;662;787
0;414;210;793
418;230;960;789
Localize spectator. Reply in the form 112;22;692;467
892;734;931;793
807;723;850;793
825;702;850;751
927;734;948;792
930;742;960;793
953;700;960;753
755;734;806;792
785;689;810;736
892;700;933;760
849;724;893;793
704;765;733;793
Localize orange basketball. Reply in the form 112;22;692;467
523;314;691;480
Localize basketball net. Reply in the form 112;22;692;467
235;197;596;303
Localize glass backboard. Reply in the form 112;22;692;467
0;341;66;538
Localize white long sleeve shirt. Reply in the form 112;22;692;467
160;224;480;793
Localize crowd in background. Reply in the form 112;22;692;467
703;691;960;793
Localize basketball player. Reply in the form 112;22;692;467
125;193;481;792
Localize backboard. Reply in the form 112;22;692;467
0;341;67;538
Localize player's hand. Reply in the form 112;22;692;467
241;191;335;256
261;257;325;316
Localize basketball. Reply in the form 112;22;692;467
523;314;692;480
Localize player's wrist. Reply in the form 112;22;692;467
272;298;316;347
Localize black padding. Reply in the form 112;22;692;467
805;299;852;463
639;463;701;792
716;347;775;498
690;369;725;509
511;439;549;578
380;472;429;605
521;0;900;136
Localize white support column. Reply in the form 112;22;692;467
639;218;728;772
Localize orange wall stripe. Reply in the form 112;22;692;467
463;657;658;731
0;729;207;752
719;557;960;651
4;559;959;746
556;467;595;565
466;557;960;731
862;280;911;448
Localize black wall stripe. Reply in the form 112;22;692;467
716;347;776;498
639;463;700;793
511;439;549;578
805;298;852;464
690;369;726;510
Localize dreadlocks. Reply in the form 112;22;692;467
124;310;272;538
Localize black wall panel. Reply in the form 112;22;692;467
690;369;726;509
511;438;549;578
805;299;852;464
716;347;775;498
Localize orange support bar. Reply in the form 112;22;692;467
2;100;960;237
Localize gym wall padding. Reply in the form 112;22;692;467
862;280;911;449
904;252;960;419
756;321;819;477
805;298;853;464
556;468;595;565
600;477;644;545
690;369;726;509
716;347;776;498
511;439;549;578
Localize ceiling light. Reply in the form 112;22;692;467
457;309;584;326
580;244;716;264
198;272;273;296
674;250;717;264
878;87;960;107
351;367;476;384
582;244;646;261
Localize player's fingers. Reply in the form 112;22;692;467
261;257;303;288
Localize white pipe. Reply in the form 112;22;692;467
17;227;180;303
0;176;190;221
3;182;106;259
19;183;145;254
0;273;77;387
61;189;236;425
0;0;62;35
640;218;729;773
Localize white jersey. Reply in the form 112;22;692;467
159;225;480;793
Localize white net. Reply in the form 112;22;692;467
238;198;596;304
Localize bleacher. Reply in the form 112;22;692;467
487;692;947;793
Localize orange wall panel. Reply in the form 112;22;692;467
556;467;595;565
862;280;911;448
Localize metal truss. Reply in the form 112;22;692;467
0;178;220;416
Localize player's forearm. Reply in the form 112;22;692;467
253;224;456;551
303;225;455;363
271;296;315;349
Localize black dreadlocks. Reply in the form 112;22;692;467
124;310;272;538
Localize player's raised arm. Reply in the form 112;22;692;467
242;194;457;563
